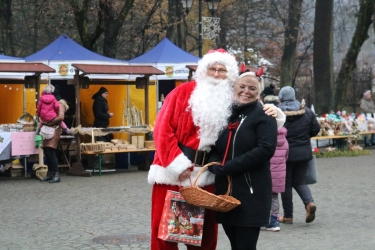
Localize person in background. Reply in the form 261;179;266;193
360;90;375;146
278;86;320;225
37;85;70;134
208;71;278;249
261;96;289;232
148;49;284;250
262;83;279;105
39;87;68;183
92;87;114;142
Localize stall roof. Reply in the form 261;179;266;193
72;64;164;75
0;62;55;73
186;65;197;71
25;34;123;62
129;38;200;64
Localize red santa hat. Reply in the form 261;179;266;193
194;48;238;86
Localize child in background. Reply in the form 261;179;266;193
261;91;289;231
37;85;70;134
261;126;288;231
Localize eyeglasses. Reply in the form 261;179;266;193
207;67;228;75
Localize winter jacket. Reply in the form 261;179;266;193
42;100;67;149
37;92;60;122
360;98;375;114
208;100;278;227
92;95;110;128
282;107;320;162
270;126;288;193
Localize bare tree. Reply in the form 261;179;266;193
165;0;186;49
332;0;375;110
279;0;303;87
0;0;14;55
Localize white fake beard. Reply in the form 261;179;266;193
188;75;233;151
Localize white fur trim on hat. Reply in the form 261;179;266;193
194;49;238;87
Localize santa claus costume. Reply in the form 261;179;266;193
149;49;239;250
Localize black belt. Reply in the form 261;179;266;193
178;142;208;166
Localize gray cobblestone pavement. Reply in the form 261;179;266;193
1;152;375;249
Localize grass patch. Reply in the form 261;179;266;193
313;149;372;158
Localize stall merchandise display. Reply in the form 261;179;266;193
70;125;150;136
316;112;374;138
80;138;152;153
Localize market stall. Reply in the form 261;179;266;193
312;112;375;151
0;62;56;177
129;38;200;108
67;64;164;177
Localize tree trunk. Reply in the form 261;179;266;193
279;0;303;87
165;0;186;50
313;0;334;114
69;0;102;51
0;0;14;55
332;0;375;111
102;0;135;58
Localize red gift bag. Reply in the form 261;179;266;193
158;190;205;246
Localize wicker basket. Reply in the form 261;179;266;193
23;123;36;132
180;162;241;212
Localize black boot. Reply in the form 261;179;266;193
49;171;60;183
40;171;54;182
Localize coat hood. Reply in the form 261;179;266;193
92;87;108;99
41;93;56;104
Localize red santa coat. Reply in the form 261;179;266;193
148;81;215;187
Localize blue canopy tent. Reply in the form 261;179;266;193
129;38;200;80
25;34;127;80
0;55;24;61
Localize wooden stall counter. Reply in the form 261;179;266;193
311;131;375;150
81;148;155;176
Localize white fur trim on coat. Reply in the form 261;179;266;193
148;153;215;187
276;107;286;129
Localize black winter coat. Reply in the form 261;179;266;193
283;107;320;162
92;96;110;128
208;101;278;227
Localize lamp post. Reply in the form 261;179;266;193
181;0;220;58
206;0;219;16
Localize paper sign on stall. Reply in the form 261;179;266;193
11;132;39;156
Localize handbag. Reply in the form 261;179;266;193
40;125;57;140
158;190;205;246
306;155;318;185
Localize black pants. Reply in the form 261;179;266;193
44;147;58;173
222;224;260;250
281;160;314;218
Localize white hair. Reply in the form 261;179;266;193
43;84;55;94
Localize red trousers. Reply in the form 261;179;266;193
151;184;218;250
